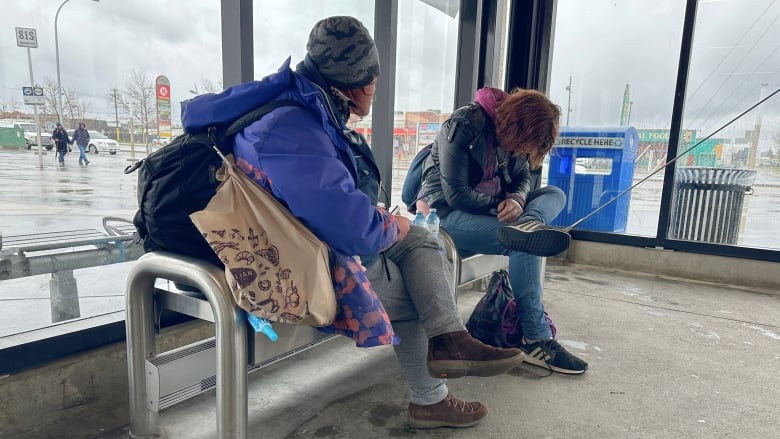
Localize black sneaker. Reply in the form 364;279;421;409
519;338;588;374
497;219;571;257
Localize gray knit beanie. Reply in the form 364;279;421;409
306;16;380;89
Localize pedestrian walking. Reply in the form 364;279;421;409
72;123;91;166
52;123;70;167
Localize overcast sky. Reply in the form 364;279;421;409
3;0;780;144
550;0;780;143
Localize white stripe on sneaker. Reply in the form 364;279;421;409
526;347;552;364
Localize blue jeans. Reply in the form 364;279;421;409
78;144;88;164
440;186;566;340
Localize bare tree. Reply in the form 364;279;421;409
199;75;223;94
62;86;89;123
124;69;155;144
42;77;61;123
7;98;21;113
75;100;91;121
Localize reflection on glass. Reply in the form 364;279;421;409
575;157;614;175
677;0;780;250
0;1;221;337
549;1;686;236
389;0;460;209
253;1;374;80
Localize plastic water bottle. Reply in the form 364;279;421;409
412;211;428;229
426;208;440;239
246;312;278;342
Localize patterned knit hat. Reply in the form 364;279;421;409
306;16;380;89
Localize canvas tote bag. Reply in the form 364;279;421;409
190;156;336;326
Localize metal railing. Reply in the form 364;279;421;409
0;217;142;322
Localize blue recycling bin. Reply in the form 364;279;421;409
547;127;638;232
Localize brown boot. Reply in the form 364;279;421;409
408;392;488;429
427;330;524;378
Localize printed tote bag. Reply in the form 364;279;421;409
190;156;336;326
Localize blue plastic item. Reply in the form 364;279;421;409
412;211;427;229
426;208;440;238
246;312;279;342
547;127;638;232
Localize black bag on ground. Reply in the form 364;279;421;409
125;99;301;267
466;269;557;348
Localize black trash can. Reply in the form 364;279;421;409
669;167;756;244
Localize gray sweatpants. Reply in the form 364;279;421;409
365;225;464;405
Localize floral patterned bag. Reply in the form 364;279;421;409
190;157;336;325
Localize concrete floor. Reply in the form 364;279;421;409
94;261;780;439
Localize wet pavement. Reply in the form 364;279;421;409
0;147;140;336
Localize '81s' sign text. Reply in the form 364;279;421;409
15;27;38;48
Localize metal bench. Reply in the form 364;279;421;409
0;216;142;322
124;231;507;438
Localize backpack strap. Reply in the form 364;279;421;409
224;99;304;138
206;99;307;165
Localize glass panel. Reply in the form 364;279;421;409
251;1;458;214
252;1;375;149
0;1;221;337
673;0;780;250
253;1;374;79
389;0;460;211
548;1;686;235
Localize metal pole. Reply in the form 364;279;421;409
565;75;572;126
26;47;44;169
125;260;160;438
113;88;120;142
55;0;71;124
126;253;248;438
130;105;136;160
55;0;99;124
747;83;768;169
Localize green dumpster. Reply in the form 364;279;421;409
0;126;26;149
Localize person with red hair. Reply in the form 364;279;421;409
416;87;589;374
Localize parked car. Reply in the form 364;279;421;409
148;135;171;148
67;130;120;154
0;120;53;150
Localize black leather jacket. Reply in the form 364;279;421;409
419;102;534;218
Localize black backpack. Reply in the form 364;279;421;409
401;143;432;213
125;99;301;266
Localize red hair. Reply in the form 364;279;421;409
494;88;560;168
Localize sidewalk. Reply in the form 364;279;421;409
94;261;780;439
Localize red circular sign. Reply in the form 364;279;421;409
157;85;170;99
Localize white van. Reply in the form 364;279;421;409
0;120;54;150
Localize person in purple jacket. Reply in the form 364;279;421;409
181;16;524;429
